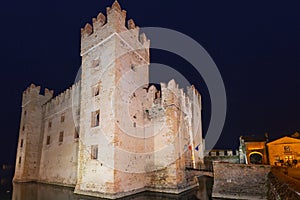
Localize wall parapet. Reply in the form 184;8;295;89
22;83;54;106
43;81;81;116
212;162;271;200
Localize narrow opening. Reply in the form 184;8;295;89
96;113;100;126
91;145;98;160
18;157;21;164
20;139;24;148
24;110;27;116
92;110;100;127
46;136;51;145
22;126;25;131
93;85;100;97
131;64;136;71
59;131;64;143
61;115;65;123
74;128;79;139
48;121;52;128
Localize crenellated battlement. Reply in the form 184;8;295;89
22;83;54;106
80;1;150;56
133;80;201;121
44;81;81;115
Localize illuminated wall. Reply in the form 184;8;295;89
267;136;300;167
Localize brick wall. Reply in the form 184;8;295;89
212;162;271;199
268;168;300;200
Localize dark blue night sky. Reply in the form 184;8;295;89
0;0;299;165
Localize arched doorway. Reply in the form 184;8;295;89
249;152;263;164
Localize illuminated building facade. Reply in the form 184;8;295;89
267;132;300;167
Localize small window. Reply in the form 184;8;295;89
24;110;27;116
61;115;65;123
59;131;64;143
91;110;100;127
22;126;25;131
91;145;98;160
131;64;136;71
93;84;100;97
48;121;52;128
18;157;22;164
74;128;79;139
46;136;51;145
20;139;24;148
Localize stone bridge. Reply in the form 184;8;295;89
186;168;214;178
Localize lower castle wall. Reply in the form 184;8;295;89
212;162;271;200
38;103;78;186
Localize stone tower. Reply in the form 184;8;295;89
75;1;151;198
13;84;53;182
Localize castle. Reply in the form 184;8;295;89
13;1;204;198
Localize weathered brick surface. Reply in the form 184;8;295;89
268;168;300;200
212;162;271;199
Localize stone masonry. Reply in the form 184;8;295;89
212;162;271;200
13;1;205;199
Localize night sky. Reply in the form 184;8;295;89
0;0;299;165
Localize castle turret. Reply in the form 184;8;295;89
13;84;53;182
75;1;151;197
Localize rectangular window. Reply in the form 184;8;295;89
20;139;24;148
18;157;21;164
131;64;136;71
91;145;98;160
24;110;27;116
91;110;100;127
59;131;64;143
74;128;79;139
48;121;52;128
22;125;25;131
93;84;100;97
61;115;65;123
46;136;51;145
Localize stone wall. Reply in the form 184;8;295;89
268;168;300;200
38;82;80;186
212;162;271;199
202;156;239;171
